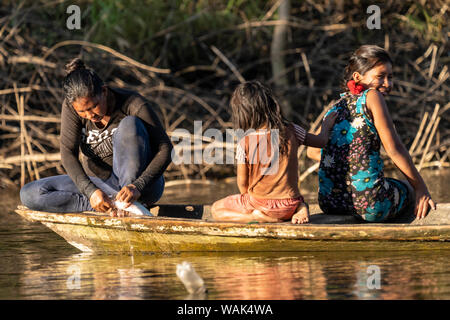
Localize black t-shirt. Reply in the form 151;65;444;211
60;87;173;199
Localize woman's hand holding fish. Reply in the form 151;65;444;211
90;189;114;213
115;184;141;208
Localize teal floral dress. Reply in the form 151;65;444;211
318;89;409;222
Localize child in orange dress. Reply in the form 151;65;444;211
211;81;337;224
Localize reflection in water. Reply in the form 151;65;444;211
12;251;450;300
1;169;450;299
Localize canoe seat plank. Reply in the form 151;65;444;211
150;204;205;219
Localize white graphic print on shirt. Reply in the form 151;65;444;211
83;128;118;144
81;127;118;160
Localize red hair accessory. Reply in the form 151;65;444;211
347;80;364;95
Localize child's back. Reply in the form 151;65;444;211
239;124;305;200
211;81;336;224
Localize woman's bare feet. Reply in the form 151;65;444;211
291;202;310;224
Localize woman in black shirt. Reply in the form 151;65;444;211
20;59;172;216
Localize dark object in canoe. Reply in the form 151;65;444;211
14;203;450;254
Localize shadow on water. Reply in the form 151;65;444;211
1;168;449;299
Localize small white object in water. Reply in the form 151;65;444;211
113;201;153;216
176;261;206;294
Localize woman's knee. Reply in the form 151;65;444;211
116;116;147;139
20;181;42;210
399;179;415;203
113;116;150;159
139;176;165;205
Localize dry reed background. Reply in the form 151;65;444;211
0;0;448;189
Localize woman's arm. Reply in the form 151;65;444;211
304;112;337;148
129;101;173;193
306;127;324;161
60;101;99;199
366;89;436;219
60;102;113;212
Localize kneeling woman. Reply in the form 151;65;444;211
20;59;172;216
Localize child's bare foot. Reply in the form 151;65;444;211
291;203;310;224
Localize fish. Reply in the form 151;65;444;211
113;200;153;216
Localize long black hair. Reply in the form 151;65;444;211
230;81;289;155
342;45;393;90
62;58;104;104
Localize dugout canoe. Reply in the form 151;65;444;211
15;203;450;253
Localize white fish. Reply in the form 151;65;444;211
176;261;206;294
113;200;153;216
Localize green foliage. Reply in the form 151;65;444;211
400;2;446;42
87;0;269;68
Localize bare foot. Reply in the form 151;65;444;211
291;203;310;224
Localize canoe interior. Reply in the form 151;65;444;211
149;204;207;220
149;203;450;226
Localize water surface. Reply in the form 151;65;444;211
1;169;449;299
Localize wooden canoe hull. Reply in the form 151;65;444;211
14;204;450;253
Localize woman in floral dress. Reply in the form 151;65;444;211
309;45;435;222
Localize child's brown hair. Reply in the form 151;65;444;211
230;81;289;155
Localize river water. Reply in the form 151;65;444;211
0;169;449;300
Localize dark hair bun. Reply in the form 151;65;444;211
65;58;86;75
